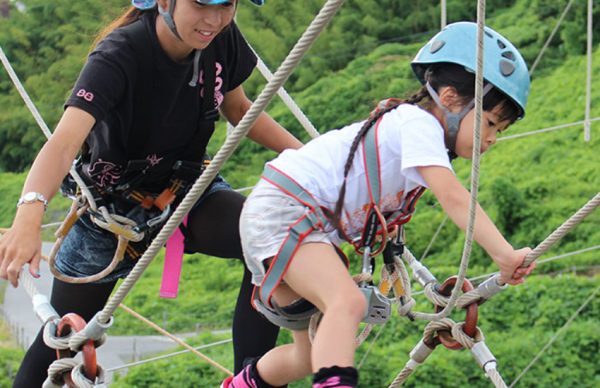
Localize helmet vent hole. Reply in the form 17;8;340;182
500;60;515;76
502;51;516;61
497;39;507;49
485;31;493;39
430;40;445;54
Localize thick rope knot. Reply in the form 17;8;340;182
450;322;484;349
44;358;79;388
424;283;450;306
423;317;455;343
43;319;71;351
71;362;107;388
69;330;107;353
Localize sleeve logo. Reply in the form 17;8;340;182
76;88;95;102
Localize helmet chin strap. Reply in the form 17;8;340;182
158;0;182;41
425;82;493;154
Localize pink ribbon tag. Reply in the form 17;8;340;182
160;215;188;298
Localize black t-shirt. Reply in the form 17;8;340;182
66;12;256;192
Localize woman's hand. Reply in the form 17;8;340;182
0;207;43;287
496;247;536;285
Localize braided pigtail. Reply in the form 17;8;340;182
331;89;429;236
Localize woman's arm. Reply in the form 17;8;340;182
220;85;303;152
0;107;95;287
416;165;535;284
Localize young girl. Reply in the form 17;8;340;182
228;22;537;387
0;0;302;386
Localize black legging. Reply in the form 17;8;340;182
13;190;279;387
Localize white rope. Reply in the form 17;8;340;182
487;367;509;388
96;0;347;325
498;117;600;141
528;0;575;75
411;0;486;322
0;45;98;211
508;283;600;387
420;215;448;260
253;54;320;139
105;338;232;372
584;0;593;142
522;192;599;267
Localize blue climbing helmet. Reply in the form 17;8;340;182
411;21;530;119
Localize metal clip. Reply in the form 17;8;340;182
409;259;437;287
470;341;497;372
134;205;171;233
360;284;391;324
476;274;508;301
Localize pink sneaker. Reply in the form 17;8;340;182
220;365;258;388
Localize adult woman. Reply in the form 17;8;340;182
0;0;301;385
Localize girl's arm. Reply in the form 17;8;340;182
417;165;535;285
220;85;304;152
0;107;95;287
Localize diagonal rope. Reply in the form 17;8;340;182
251;48;321;139
522;192;599;267
0;45;98;211
105;338;232;372
96;0;347;325
420;215;448;260
528;0;575;76
117;304;232;375
508;283;600;387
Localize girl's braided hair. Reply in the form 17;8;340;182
331;86;430;234
331;63;520;236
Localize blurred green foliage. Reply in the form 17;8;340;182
1;0;599;386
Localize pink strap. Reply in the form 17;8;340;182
160;215;188;298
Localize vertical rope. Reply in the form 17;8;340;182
412;0;486;322
440;0;447;29
584;0;593;141
96;0;347;324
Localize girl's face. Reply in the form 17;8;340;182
157;0;236;57
454;104;511;159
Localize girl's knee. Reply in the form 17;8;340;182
328;288;367;322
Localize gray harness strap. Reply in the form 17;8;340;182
252;165;329;329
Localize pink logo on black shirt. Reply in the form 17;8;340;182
76;88;94;102
198;62;224;108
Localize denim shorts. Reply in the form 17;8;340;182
54;175;232;283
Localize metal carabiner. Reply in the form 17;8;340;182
134;204;171;233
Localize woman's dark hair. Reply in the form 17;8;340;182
331;62;520;236
92;6;156;48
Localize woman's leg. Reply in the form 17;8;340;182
186;189;279;373
12;278;116;388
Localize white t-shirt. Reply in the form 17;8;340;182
267;104;453;243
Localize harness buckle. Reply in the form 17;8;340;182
360;284;391;324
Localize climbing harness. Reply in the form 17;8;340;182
253;99;426;330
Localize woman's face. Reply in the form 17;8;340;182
160;0;237;50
